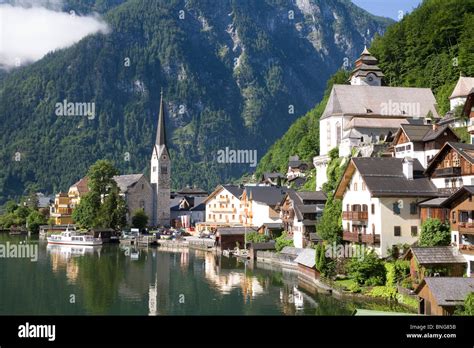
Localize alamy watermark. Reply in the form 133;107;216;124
325;242;366;261
380;100;421;118
55;99;95;119
217;147;257;167
0;242;38;262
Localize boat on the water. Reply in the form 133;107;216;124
47;227;102;246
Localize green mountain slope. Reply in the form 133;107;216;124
257;0;474;179
0;0;392;203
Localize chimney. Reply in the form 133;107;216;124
432;122;438;131
403;157;414;180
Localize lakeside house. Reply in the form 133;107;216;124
170;196;206;228
405;246;466;287
240;186;287;228
280;191;326;248
415;277;474;315
203;185;244;228
335;157;439;257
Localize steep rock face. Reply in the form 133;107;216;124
0;0;391;201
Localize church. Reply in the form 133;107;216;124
313;47;440;190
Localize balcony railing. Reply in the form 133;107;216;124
458;222;474;234
434;167;461;177
342;211;368;221
459;244;474;255
342;231;360;243
360;233;381;245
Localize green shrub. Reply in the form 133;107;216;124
368;286;397;300
275;232;293;252
347;251;386;286
347;282;362;293
246;232;270;243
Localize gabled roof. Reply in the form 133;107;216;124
113;174;145;193
244;186;288;206
203;185;244;204
415;277;474;306
425;142;474;176
335;157;438;198
176;186;207;195
449;76;474;99
410;247;466;265
321;84;439;120
441;185;474;208
394;124;456;144
282;190;326;221
297;191;327;202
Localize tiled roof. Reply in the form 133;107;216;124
321;84;439;120
244;186;288;206
417;277;474;306
411;247;466;264
352;157;438;197
399;124;452;142
113;174;144;193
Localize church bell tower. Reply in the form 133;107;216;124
151;90;171;227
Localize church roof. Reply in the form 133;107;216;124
350;46;385;79
321;84;439;120
113;174;144;193
449;76;474;99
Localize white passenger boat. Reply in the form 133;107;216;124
47;227;103;246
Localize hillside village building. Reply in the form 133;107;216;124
314;47;440;190
449;76;474;111
335;157;439;257
280;191;326;248
391;124;459;168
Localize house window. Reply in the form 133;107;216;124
219;214;222;219
444;159;450;167
346;222;350;231
394;226;401;236
445;179;450;188
362;182;366;191
372;224;375;234
141;184;144;190
354;183;358;191
411;226;418;236
371;204;375;214
347;204;350;211
152;166;157;172
160;166;167;174
393;202;401;215
232;215;235;220
410;203;417;215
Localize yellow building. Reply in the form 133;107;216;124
49;177;90;225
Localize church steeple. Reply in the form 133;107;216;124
156;89;167;147
349;46;384;86
150;88;171;227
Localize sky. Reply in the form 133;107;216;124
351;0;423;21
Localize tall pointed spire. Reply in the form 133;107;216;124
156;88;167;146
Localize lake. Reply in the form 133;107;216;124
0;234;410;315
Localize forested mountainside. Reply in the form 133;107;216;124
256;0;474;178
0;0;392;203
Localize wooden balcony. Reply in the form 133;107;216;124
343;231;360;243
342;211;368;221
459;244;474;255
360;233;381;245
434;166;461;177
458;222;474;234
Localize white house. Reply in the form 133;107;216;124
240;186;288;228
203;185;244;226
335;157;439;257
391;124;459;168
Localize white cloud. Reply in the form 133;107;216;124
0;4;110;69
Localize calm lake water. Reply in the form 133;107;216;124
0;234;410;315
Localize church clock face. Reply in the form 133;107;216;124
162;155;167;160
367;75;374;82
